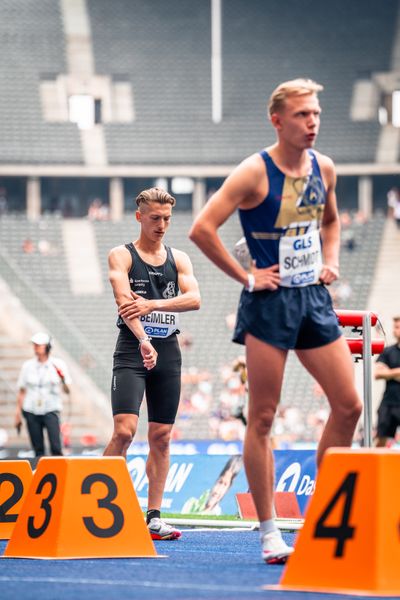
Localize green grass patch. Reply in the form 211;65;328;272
161;513;244;521
143;512;244;521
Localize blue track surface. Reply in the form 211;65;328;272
1;531;399;600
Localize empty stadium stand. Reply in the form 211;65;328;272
87;0;398;165
0;0;82;164
0;0;397;167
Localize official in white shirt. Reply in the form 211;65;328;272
15;332;71;456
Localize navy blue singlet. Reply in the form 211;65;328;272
238;150;326;269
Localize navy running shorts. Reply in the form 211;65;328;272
233;284;341;350
111;332;181;423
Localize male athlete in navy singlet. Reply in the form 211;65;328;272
190;79;362;564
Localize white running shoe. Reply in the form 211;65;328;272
261;531;294;564
147;517;181;540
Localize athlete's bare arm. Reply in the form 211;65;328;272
118;250;200;319
375;362;400;382
189;154;280;292
108;245;157;369
317;153;341;285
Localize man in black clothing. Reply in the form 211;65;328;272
375;316;400;447
103;187;200;540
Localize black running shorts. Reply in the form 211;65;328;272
377;403;400;438
111;332;182;423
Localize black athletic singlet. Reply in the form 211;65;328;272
116;243;180;338
112;243;182;423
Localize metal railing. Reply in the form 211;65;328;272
336;309;385;447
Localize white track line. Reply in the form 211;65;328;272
166;517;303;531
0;576;265;593
179;527;258;532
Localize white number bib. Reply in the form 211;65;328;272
140;311;179;338
279;230;323;287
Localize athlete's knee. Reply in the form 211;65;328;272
112;418;137;447
247;406;276;436
331;393;362;424
148;425;172;455
111;429;134;450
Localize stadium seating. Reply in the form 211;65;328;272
0;0;81;164
87;0;397;165
0;0;396;166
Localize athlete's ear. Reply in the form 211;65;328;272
270;112;282;130
135;209;141;223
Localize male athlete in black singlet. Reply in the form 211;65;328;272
104;187;200;540
190;79;362;564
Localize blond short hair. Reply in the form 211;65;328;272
135;187;176;209
268;78;324;116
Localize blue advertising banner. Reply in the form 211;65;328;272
274;449;316;514
126;449;316;516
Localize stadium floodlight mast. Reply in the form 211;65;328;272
211;0;222;124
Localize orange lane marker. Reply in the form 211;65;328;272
4;456;157;559
269;449;400;596
0;460;33;539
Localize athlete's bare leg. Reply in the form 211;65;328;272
103;413;138;457
147;422;174;510
375;436;388;447
244;334;288;521
296;336;362;467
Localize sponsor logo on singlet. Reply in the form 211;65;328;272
291;270;316;286
163;281;176;299
144;326;169;337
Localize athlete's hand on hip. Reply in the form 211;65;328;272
319;264;339;285
253;263;281;291
119;291;154;319
139;339;158;370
